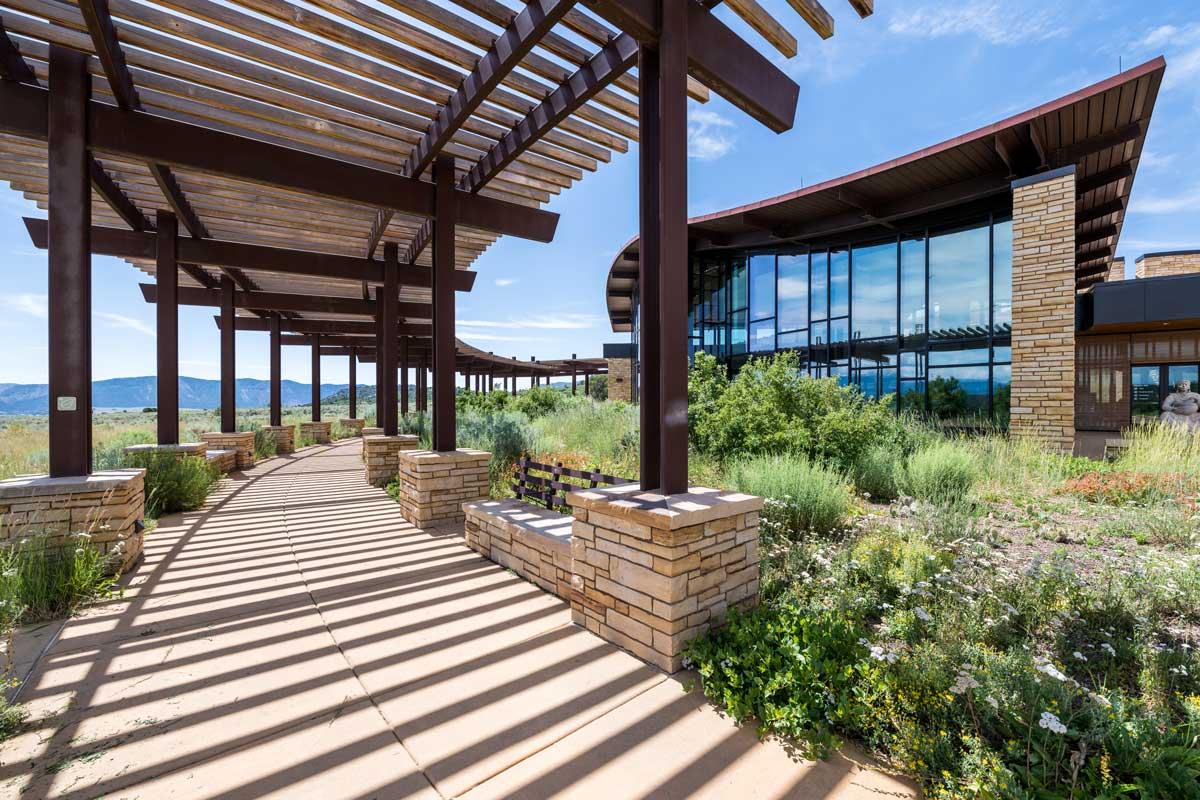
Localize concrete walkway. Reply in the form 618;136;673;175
0;441;916;799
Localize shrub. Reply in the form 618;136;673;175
457;411;535;495
400;411;432;449
1060;470;1182;506
898;440;979;506
457;389;513;414
587;374;608;401
514;386;564;419
530;400;639;477
123;451;220;518
728;454;852;536
0;534;117;623
852;444;902;502
91;429;155;470
252;426;278;457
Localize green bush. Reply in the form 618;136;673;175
123;451;220;518
457;411;535;494
852;444;902;502
91;429;155;470
457;389;513;414
0;534;117;623
400;411;432;449
588;374;608;401
514;386;564;419
689;351;909;471
252;426;278;457
898;440;979;506
728;454;852;536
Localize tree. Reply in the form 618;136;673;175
588;374;608;402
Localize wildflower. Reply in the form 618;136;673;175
949;671;980;695
1100;642;1116;657
1036;661;1069;682
985;695;999;710
1038;711;1067;734
869;645;899;664
1073;651;1087;662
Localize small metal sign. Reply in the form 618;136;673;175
56;396;77;412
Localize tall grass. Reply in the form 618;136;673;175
0;534;116;623
122;451;220;518
898;439;980;506
1114;420;1200;478
728;454;852;536
530;399;638;477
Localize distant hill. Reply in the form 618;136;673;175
0;376;349;415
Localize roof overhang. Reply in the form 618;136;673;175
606;56;1167;332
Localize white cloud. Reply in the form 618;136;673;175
1138;24;1181;50
1129;185;1200;215
1131;22;1200;91
687;108;736;161
454;332;540;343
493;278;516;287
97;312;155;338
888;2;1067;45
1139;150;1175;170
1120;238;1200;252
457;314;601;330
1;293;47;319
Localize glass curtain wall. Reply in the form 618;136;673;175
684;213;1013;426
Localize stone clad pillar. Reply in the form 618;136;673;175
566;484;762;673
1011;166;1076;452
394;449;489;528
362;434;420;486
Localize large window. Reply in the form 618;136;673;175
681;213;1012;424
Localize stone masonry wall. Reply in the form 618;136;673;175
1135;251;1200;279
395;449;490;529
262;425;295;455
606;357;633;402
338;418;366;437
1106;256;1126;283
463;499;572;599
207;450;237;474
363;434;419;486
299;421;333;445
0;470;146;574
566;485;762;673
1011;167;1077;452
200;431;255;470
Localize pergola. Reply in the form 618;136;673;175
0;0;872;494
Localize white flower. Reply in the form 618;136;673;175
949;670;980;695
985;695;1000;710
1073;651;1087;662
869;645;899;664
1036;662;1069;682
1038;711;1067;734
1100;642;1116;657
913;606;932;623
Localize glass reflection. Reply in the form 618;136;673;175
811;251;828;321
852;241;897;339
830;248;849;318
778;255;808;331
929;225;989;336
749;255;775;321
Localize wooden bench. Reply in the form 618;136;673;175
512;456;634;512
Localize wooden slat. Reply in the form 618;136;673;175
726;0;797;56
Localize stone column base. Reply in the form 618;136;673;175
262;425;295;455
299;420;333;445
338;418;366;437
122;442;208;460
362;427;384;437
395;449;490;528
206;450;237;473
200;432;256;470
565;484;763;673
362;434;420;486
0;469;147;575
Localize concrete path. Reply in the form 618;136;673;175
0;440;916;799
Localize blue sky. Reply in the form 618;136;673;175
0;0;1197;386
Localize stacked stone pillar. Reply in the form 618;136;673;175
363;434;420;486
394;449;489;528
338;418;366;437
0;470;146;574
262;425;295;454
1011;167;1077;452
200;431;256;470
566;485;762;673
298;420;333;444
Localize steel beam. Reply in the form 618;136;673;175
155;210;179;444
219;275;236;433
583;0;799;133
657;0;688;494
24;219;475;291
432;155;457;451
638;43;661;492
47;46;91;477
269;313;281;426
138;283;432;318
381;244;400;435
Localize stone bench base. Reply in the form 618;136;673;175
362;427;384;437
362;434;420;486
262;425;295;455
299;421;333;445
0;469;147;575
566;484;762;674
395;449;490;529
464;499;573;599
200;432;255;470
206;449;237;474
122;442;208;461
338;418;366;437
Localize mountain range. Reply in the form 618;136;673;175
0;377;356;415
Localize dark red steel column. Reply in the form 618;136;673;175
47;46;92;476
639;43;662;491
219;274;236;433
381;243;399;435
310;333;321;421
658;0;689;494
400;336;409;416
269;313;281;426
348;346;357;419
374;298;386;425
155;210;179;445
571;353;577;395
431;154;456;451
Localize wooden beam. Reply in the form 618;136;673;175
1055;122;1143;166
23;219;477;291
0;19;39;83
219;317;432;337
1077;199;1125;227
725;0;796;57
783;0;834;39
583;0;799;132
1076;225;1118;250
1076;163;1134;195
0;80;560;243
47;45;92;477
138;283;431;318
846;0;872;18
460;32;639;195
